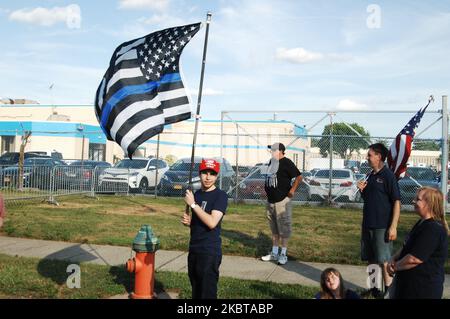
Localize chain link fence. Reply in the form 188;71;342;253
0;134;447;211
1;107;448;211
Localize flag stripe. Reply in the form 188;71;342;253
163;103;191;121
158;80;184;92
394;135;406;173
105;91;158;135
103;76;148;105
95;22;201;158
106;67;143;94
161;96;189;109
103;73;182;110
110;99;161;140
388;104;429;179
126;124;165;157
116;108;164;145
115;49;137;66
95;77;106;116
120;114;165;153
164;111;191;125
158;87;188;101
116;38;145;57
101;73;182;128
115;59;139;70
101;81;158;128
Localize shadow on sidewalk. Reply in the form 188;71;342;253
280;261;365;291
37;244;99;285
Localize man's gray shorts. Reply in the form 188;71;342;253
361;228;393;264
266;196;292;238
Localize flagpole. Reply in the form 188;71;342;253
185;12;212;215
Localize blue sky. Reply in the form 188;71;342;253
1;0;449;137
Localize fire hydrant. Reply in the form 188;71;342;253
125;225;160;299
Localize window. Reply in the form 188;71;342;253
89;143;106;161
1;136;15;154
150;159;167;169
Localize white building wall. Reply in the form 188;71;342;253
0;105;309;167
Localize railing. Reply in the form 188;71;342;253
1;159;446;212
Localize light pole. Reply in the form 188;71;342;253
77;124;85;163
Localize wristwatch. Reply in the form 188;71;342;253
190;203;197;209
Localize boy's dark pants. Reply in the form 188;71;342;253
188;252;222;299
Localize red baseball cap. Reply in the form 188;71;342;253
199;158;220;174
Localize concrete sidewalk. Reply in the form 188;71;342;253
0;235;448;298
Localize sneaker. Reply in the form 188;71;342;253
261;253;278;261
277;253;288;265
371;288;384;299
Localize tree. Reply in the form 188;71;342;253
317;122;370;159
18;130;32;190
164;154;177;166
412;140;440;151
374;139;389;148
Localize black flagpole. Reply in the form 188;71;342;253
185;12;212;215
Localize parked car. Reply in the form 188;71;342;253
345;160;361;173
2;157;67;189
238;164;269;200
398;167;440;205
98;157;169;194
292;172;311;201
159;157;236;197
237;164;310;201
232;165;252;179
308;168;358;202
359;162;372;174
0;152;51;166
54;160;112;191
354;173;366;182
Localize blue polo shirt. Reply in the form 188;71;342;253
361;165;401;229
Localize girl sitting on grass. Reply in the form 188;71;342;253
315;267;360;299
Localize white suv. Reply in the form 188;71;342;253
98;157;169;193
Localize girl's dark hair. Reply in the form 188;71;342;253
369;143;389;162
319;268;346;299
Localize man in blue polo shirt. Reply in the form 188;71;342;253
357;143;401;298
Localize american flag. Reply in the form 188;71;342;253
387;97;433;179
95;22;201;158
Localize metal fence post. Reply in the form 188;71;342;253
328;113;334;205
90;166;96;197
155;134;160;198
126;168;130;196
441;95;448;213
235;123;239;203
220;112;224;190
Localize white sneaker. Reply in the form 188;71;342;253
261;253;278;261
277;253;288;265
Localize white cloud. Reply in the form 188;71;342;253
137;14;188;28
276;47;324;64
9;5;81;28
336;99;368;111
275;47;353;64
118;0;169;11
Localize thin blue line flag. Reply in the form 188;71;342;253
95;22;201;158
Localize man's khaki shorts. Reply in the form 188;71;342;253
266;196;292;238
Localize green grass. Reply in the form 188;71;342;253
0;253;317;299
2;195;449;273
